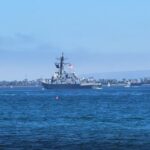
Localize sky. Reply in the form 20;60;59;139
0;0;150;80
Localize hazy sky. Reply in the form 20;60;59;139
0;0;150;80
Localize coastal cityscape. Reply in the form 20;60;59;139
2;52;150;89
1;77;150;87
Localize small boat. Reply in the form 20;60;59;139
124;81;143;88
124;81;131;88
107;82;111;87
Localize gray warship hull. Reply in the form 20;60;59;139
42;82;95;89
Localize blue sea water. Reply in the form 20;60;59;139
0;87;150;150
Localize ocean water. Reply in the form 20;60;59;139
0;87;150;150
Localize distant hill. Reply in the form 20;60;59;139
82;70;150;79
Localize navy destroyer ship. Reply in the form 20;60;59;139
42;53;101;89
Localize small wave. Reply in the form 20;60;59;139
62;115;96;121
124;117;145;121
0;94;16;96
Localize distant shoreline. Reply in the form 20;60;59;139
1;84;150;88
0;85;42;88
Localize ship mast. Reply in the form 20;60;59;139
55;52;65;78
59;52;64;77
